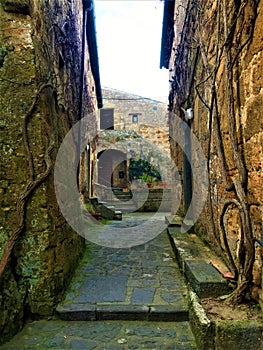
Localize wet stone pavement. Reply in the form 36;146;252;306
0;320;196;350
0;213;197;349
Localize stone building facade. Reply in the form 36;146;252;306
0;0;101;343
161;0;263;305
96;87;171;190
101;87;170;155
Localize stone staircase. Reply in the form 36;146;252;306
103;189;138;213
94;188;139;219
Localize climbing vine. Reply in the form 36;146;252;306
170;0;259;304
0;84;55;278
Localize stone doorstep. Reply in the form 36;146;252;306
56;303;189;322
168;228;232;298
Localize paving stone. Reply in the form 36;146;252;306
0;214;200;350
44;335;67;348
80;265;102;275
0;320;197;350
160;291;184;303
54;214;191;322
139;278;158;288
70;339;97;350
77;276;127;303
131;288;155;304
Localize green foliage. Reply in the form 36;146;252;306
129;158;161;181
140;173;155;186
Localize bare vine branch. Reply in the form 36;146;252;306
0;84;55;278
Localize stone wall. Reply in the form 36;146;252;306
101;87;170;155
0;0;98;343
167;1;263;305
97;129;174;189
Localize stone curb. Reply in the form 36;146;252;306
188;291;263;350
167;227;232;298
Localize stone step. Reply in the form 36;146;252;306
168;228;233;298
55;228;191;325
101;201;138;213
113;193;132;201
56;303;189;322
113;210;122;220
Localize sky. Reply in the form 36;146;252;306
94;0;169;102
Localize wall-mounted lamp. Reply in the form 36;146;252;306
181;107;193;120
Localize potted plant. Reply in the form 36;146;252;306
140;173;155;188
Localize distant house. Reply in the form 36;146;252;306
95;88;170;190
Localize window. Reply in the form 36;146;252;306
129;113;141;123
132;114;138;123
100;108;114;130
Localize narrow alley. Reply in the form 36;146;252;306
0;0;263;349
0;213;196;350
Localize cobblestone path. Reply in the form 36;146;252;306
0;320;196;349
0;213;197;350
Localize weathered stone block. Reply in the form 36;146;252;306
149;305;189;322
188;291;214;350
214;320;263;350
185;260;231;298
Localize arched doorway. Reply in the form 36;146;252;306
97;149;128;189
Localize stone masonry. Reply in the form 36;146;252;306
164;0;263;306
0;0;100;344
101;87;170;156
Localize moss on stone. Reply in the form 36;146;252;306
215;320;263;350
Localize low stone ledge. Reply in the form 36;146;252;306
168;230;232;298
188;291;263;350
188;291;214;350
184;260;231;298
214;320;263;350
